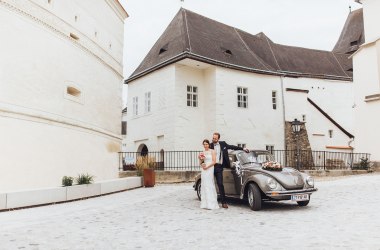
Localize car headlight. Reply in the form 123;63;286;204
306;176;314;186
267;178;278;190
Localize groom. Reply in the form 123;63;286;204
209;132;249;208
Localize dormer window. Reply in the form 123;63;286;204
159;43;169;55
221;47;232;57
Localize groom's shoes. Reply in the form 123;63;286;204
222;203;228;209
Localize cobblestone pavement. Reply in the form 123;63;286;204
1;174;380;250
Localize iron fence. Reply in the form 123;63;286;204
118;150;371;172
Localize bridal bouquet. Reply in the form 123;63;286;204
262;161;283;171
198;152;205;165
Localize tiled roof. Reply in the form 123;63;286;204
333;8;364;54
126;8;354;83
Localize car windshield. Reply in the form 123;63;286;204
236;151;274;165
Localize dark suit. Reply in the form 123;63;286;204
210;141;243;203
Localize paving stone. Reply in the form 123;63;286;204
0;174;379;249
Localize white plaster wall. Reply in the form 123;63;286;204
353;41;380;160
307;104;354;152
126;66;176;152
0;1;124;191
30;0;125;64
353;45;380;98
283;77;354;133
283;77;354;152
174;65;212;150
0;4;122;134
361;0;380;43
126;63;354;153
215;68;285;150
0;116;120;192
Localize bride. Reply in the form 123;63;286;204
199;139;219;210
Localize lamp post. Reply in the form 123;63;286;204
291;118;303;170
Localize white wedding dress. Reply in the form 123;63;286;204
200;150;219;210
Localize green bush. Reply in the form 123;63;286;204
76;173;94;185
62;176;74;186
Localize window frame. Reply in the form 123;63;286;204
132;96;138;116
266;145;274;154
144;92;151;113
186;85;198;107
237;87;248;109
272;91;277;110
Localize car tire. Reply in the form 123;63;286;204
297;199;310;206
247;183;262;211
196;180;201;201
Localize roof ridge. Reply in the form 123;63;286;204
331;52;350;77
262;34;281;70
182;9;192;52
233;28;271;71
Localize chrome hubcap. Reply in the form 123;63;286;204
248;189;253;205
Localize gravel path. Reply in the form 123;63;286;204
0;173;379;249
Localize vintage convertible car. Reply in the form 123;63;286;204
193;150;317;211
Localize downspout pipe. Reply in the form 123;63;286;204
280;75;287;150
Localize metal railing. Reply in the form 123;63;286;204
118;150;371;171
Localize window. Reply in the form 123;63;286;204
144;92;151;113
70;33;79;40
133;97;138;116
64;83;84;104
67;86;81;97
121;121;127;135
187;85;198;107
328;130;333;138
302;114;306;122
159;43;169;55
272;91;277;110
266;145;274;154
221;47;232;57
237;87;248;108
238;143;246;148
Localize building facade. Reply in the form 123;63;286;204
0;0;127;191
352;0;380;161
125;9;355;155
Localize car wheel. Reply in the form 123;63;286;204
196;180;201;201
247;183;262;211
297;199;310;206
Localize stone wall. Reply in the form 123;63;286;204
284;122;315;169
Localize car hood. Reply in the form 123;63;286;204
255;167;305;190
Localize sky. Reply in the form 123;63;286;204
118;0;362;107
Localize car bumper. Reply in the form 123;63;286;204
265;187;318;199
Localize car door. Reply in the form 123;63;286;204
223;154;239;195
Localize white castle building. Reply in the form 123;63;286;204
125;8;357;155
352;0;380;161
0;0;127;191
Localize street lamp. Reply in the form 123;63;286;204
291;119;303;170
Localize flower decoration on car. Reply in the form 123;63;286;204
262;161;283;171
198;152;205;164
